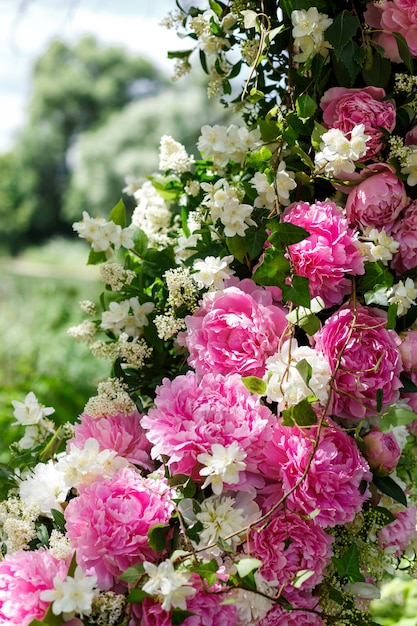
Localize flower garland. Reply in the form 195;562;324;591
2;1;417;625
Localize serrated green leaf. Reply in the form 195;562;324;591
362;49;391;89
268;223;310;247
108;198;126;228
338;40;363;85
332;544;365;583
242;376;267;395
252;247;290;287
325;12;360;59
357;262;394;293
236;557;262;578
194;559;219;586
119;562;145;584
148;523;171;552
373;475;407;507
295;94;317;121
281;275;311;307
281;398;318;427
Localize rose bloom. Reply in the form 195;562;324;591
0;548;68;626
320;86;396;159
249;508;333;590
406;125;417;146
314;304;403;419
259;589;324;626
264;421;371;527
179;278;288;378
282;200;364;307
379;505;417;556
362;428;401;476
65;468;174;590
345;169;407;234
364;0;417;63
141;371;274;486
70;411;153;469
391;201;417;273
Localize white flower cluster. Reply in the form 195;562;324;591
19;459;68;516
100;263;136;292
11;391;55;450
359;227;400;265
368;278;417;316
263;339;332;409
189;10;231;56
251;161;297;210
115;333;153;369
131;180;173;248
73;212;134;257
165;267;199;310
101;297;154;337
40;566;98;620
159;135;195;173
197;124;261;169
142;560;196;611
198;442;247;495
315;124;370;177
192;255;235;290
201;179;255;237
0;497;39;554
401;146;417;186
83;378;136;418
67;320;97;344
291;7;333;63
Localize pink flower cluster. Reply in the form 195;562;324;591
364;0;417;62
391;200;417;274
282;200;364;306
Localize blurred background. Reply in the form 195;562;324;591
0;0;224;456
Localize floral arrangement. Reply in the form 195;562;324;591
3;1;417;625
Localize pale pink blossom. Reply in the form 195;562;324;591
364;0;417;63
320;86;396;159
179;279;288;378
362;428;401;475
282;200;364;307
391;201;417;273
65;468;174;590
0;548;68;625
141;371;274;487
70;411;152;469
259;589;324;625
345;169;407;234
314;304;403;419
264;421;371;527
379;505;417;556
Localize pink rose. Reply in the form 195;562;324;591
379;505;417;556
406;125;417;146
314;304;403;419
260;590;323;626
65;468;174;590
364;1;417;63
398;330;417;372
180;279;288;378
345;168;407;234
391;201;417;273
362;428;401;475
281;200;364;307
320;86;396;159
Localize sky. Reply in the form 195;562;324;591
0;0;184;151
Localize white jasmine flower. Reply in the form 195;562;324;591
360;228;400;265
19;460;68;516
142;560;196;611
198;124;260;169
73;212;133;256
12;391;54;426
101;300;131;335
57;438;128;488
387;278;417;316
264;339;331;408
401;146;417;186
101;298;154;337
234;571;277;624
198;442;247;494
251;172;276;210
132;180;172;248
192;255;235;290
159;135;195;173
276;160;297;205
201;179;255;236
291;7;333;62
315;125;370;177
40;566;98;618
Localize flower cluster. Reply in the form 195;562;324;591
2;2;417;626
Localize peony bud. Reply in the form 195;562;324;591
362;428;401;476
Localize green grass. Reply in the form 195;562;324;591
0;238;108;463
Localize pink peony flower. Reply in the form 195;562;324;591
399;330;417;371
65;467;174;590
179;278;288;378
391;201;417;273
314;304;403;419
362;428;401;475
249;508;333;590
0;548;68;625
70;411;153;469
406;125;417;146
259;589;324;626
378;505;417;556
364;0;417;63
320;86;396;159
345;169;407;234
281;200;364;307
141;371;274;487
264;421;371;527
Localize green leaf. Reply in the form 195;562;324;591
362;49;391;89
295;358;312;388
268;223;310;247
373;475;407;507
328;587;345;605
332;544;365;583
291;145;315;170
236;557;262;578
325;12;360;59
374;506;397;526
241;376;267;395
386;303;398;330
148;523;171;552
51;509;66;534
281;397;318;427
142;249;175;277
119;562;145;584
249;88;264;103
194;559;219;586
357;262;394;294
281;275;311;307
252;247;290;287
167;49;193;60
245;146;273;168
108;198;126;228
392;31;413;73
133;227;149;256
338;40;363;85
171;608;196;625
128;588;150;603
87;248;107;265
376;388;383;413
379;405;417;433
400;373;417;392
169;475;196;499
209;0;222;16
226;234;247;263
295;94;317;121
217;535;236;554
28;605;63;626
245;227;268;260
36;523;50;547
311;121;326;150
